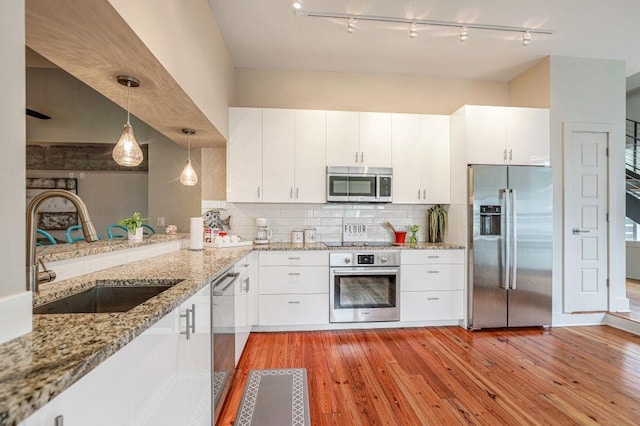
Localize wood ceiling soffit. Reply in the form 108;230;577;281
25;0;225;149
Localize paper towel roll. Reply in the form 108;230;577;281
189;217;204;250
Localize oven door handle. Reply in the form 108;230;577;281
332;269;399;276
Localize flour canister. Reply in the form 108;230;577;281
304;227;316;244
291;230;304;244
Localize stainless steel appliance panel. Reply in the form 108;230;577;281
469;165;508;329
506;166;553;327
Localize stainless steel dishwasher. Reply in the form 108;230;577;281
211;269;239;423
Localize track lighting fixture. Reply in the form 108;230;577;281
294;9;552;45
112;75;143;167
459;26;469;42
409;22;418;39
347;17;356;34
180;129;198;186
292;1;302;10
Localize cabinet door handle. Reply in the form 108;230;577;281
427;297;440;301
360;152;364;163
190;303;196;334
257;186;261;198
296;187;299;199
509;149;513;161
427;255;440;259
288;257;301;260
503;149;507;162
355;152;358;162
290;187;293;199
181;307;192;340
427;270;440;274
288;272;301;276
243;277;250;293
423;189;426;199
288;301;301;304
55;415;64;426
418;189;421;199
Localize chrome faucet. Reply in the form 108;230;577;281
26;189;99;292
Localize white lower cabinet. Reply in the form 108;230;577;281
400;249;465;322
259;294;329;326
234;253;257;366
258;251;329;327
22;283;212;426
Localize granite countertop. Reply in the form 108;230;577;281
0;246;251;426
254;241;465;250
36;233;189;263
1;240;463;425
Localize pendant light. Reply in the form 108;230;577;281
180;128;198;186
112;75;143;167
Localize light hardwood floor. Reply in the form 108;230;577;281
219;326;640;425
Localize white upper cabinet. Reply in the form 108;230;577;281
460;105;550;166
392;113;422;203
327;111;392;167
506;107;550;166
294;110;327;203
359;112;392;167
326;111;360;166
228;108;263;202
262;109;295;203
392;113;450;204
421;114;451;204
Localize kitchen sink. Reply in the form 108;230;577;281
34;279;184;314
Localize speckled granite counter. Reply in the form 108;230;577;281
2;240;463;425
36;233;189;263
0;246;251;426
253;241;464;250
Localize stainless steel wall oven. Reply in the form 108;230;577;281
329;251;400;322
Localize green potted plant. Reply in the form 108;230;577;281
408;224;420;245
118;211;148;241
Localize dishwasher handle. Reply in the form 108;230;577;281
212;271;240;296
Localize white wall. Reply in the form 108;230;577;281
627;89;640;123
549;56;628;323
108;0;234;140
0;0;31;343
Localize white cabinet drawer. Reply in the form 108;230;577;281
259;251;329;266
259;266;328;294
259;294;329;325
401;249;464;265
400;290;464;321
401;264;464;291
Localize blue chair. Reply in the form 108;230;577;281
36;228;57;246
107;224;129;240
142;224;156;236
66;225;101;243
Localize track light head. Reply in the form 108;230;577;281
459;27;469;42
522;31;532;46
292;1;302;10
347;17;356;34
409;22;418;39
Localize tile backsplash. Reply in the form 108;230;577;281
202;201;445;243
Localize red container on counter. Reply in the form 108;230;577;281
394;231;407;244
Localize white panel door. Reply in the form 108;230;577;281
262;109;295;202
360;112;392;167
326;111;360;166
564;123;609;312
465;105;507;165
507;107;550;166
391;113;422;203
421;114;451;204
295;110;327;202
228;108;262;202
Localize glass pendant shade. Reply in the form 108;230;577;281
180;158;198;185
112;123;143;166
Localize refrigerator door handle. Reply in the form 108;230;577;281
510;189;518;290
500;188;510;289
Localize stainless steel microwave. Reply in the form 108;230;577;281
326;166;392;203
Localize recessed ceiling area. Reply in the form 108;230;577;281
208;0;640;82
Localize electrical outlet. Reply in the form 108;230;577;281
157;216;165;226
79;172;85;179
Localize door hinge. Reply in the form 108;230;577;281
606;212;609;222
606;278;610;288
606;147;609;157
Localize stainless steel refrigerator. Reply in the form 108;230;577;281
468;165;553;330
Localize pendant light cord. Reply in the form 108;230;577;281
187;133;191;160
126;81;131;125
